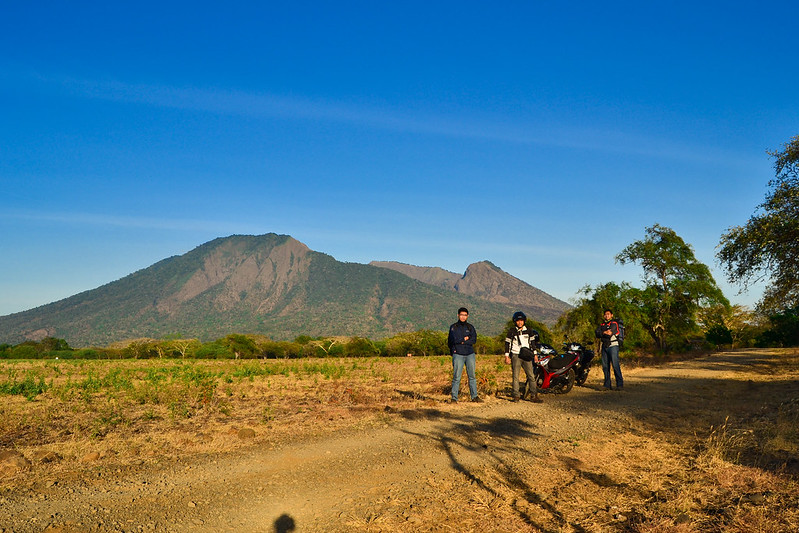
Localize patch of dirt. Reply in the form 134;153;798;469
1;350;798;532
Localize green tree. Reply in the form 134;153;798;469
697;303;759;349
38;337;71;353
220;334;258;359
617;224;729;352
382;330;448;357
343;336;380;357
756;305;799;347
556;282;645;350
717;135;799;313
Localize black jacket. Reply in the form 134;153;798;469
448;320;477;355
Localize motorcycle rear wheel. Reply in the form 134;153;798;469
553;368;575;394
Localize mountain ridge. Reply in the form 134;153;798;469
0;234;569;346
370;260;570;323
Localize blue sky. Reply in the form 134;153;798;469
1;1;797;317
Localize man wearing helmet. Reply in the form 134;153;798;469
503;311;543;403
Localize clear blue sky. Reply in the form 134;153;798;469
1;1;797;317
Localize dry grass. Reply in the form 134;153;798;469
0;356;484;473
2;350;798;531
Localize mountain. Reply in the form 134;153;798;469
0;234;553;347
370;260;570;324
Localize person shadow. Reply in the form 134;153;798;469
274;513;296;532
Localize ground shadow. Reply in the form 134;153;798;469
396;350;798;529
273;513;296;532
401;414;586;532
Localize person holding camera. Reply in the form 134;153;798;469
503;311;542;403
595;309;624;390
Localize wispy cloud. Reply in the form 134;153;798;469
0;210;263;234
18;71;755;166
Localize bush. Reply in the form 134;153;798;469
10;344;37;359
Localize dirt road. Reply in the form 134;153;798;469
2;349;797;532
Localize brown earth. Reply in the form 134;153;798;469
1;349;798;532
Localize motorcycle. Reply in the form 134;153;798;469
561;338;595;386
533;343;580;394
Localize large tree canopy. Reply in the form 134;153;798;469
617;224;729;351
717;135;799;313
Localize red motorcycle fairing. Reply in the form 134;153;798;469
536;352;579;388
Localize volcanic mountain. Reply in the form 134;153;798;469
0;234;570;347
370;261;570;324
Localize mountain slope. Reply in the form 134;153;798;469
370;260;570;324
0;234;523;346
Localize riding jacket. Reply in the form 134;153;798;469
448;320;477;355
595;320;621;349
504;325;540;357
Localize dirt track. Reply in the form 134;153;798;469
2;349;797;532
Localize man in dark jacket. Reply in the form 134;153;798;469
595;309;624;390
447;307;481;402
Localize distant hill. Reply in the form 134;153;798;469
0;234;558;347
370;260;570;324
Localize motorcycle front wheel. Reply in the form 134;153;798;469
553;368;575;394
575;368;589;386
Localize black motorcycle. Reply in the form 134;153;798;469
562;338;595;386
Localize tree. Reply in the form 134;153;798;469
756;305;799;347
557;282;651;351
220;334;258;359
697;303;758;349
343;336;380;357
718;135;799;313
617;224;729;351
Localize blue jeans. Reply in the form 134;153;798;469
601;345;624;389
451;352;478;400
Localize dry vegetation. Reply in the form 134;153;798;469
0;356;465;465
1;350;798;532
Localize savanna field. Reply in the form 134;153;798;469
1;350;798;531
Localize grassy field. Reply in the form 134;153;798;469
0;355;502;465
2;350;798;531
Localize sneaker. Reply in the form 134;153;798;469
470;396;483;403
447;398;458;403
511;395;520;402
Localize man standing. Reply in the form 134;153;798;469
503;311;543;403
595;309;624;390
447;307;481;403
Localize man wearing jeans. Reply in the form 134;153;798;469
447;307;482;402
595;309;624;390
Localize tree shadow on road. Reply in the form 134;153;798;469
400;413;588;532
